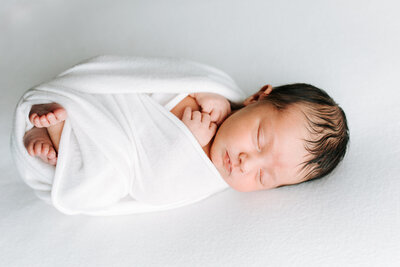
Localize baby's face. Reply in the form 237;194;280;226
210;101;312;192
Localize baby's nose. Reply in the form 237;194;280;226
238;152;261;173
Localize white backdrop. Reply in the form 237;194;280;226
1;0;399;266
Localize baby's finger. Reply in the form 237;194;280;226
201;105;213;114
192;110;201;121
201;113;211;124
209;122;217;133
216;114;224;125
182;106;192;121
210;109;220;123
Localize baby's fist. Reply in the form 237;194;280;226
189;92;231;126
181;106;217;147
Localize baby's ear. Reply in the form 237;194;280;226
243;84;273;106
260;84;273;95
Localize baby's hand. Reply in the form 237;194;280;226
181;106;217;147
189;92;231;126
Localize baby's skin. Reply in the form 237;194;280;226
23;103;67;165
23;93;227;165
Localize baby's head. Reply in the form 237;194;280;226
210;83;349;192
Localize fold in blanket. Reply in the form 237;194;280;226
10;55;247;216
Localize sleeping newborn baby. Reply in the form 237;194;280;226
23;83;349;192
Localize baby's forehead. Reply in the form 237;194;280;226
257;104;314;140
257;103;308;124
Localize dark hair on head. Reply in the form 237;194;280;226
258;83;350;184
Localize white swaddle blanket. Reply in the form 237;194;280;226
10;55;247;216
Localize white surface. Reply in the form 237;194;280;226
1;0;399;266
